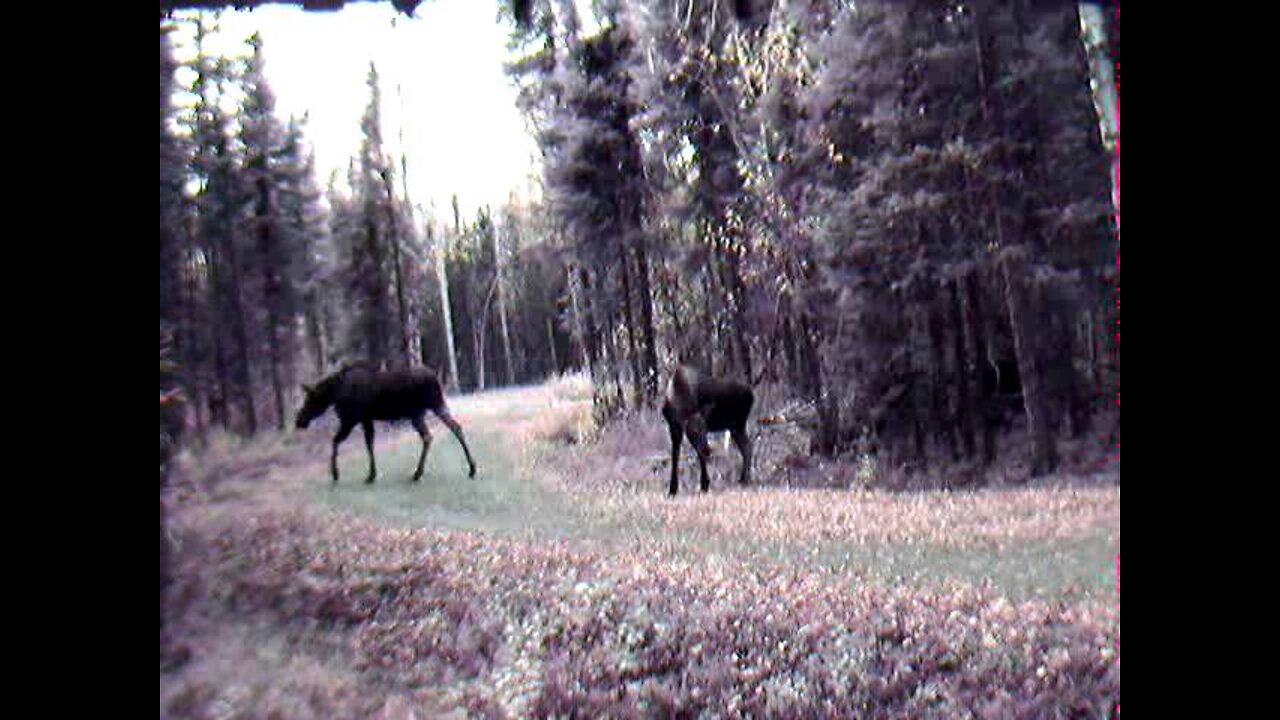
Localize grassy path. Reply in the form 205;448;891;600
301;381;1118;601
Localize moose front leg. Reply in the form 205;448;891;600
331;419;356;485
684;418;712;493
666;418;683;496
695;443;711;493
361;419;377;484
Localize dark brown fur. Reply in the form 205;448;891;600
295;363;477;484
661;365;754;496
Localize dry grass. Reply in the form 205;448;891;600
521;372;596;446
166;507;1118;719
540;411;1119;552
162;374;1119;718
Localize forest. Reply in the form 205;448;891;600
160;1;1119;717
161;0;1119;476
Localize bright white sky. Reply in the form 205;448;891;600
170;0;553;224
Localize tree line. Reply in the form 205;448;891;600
160;0;1120;481
159;17;574;444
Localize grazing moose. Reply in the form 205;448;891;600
661;365;754;496
295;363;478;485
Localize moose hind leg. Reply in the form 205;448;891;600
436;409;478;478
731;427;752;486
361;419;377;484
411;415;432;482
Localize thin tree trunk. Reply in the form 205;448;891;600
474;328;486;390
546;316;560;376
664;266;685;360
578;266;610;412
926;294;958;461
431;222;460;392
224;234;257;435
569;263;592;372
702;262;720;375
380;172;411;368
255;174;289;431
1077;2;1120;240
181;249;208;443
633;241;659;402
965;270;997;466
495;219;515;386
363;211;388;366
901;302;927;469
1000;249;1059;477
619;250;642;407
305;300;326;376
473;275;498;391
781;311;800;394
950;277;975;460
798;311;836;457
720;237;753;384
208;256;231;432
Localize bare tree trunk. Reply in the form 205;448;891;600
608;313;625;411
209;290;231;432
362;212;390;367
577;266;610;413
901;302;927;470
950;277;975;460
178;234;208;441
430;222;460;392
702;263;720;375
926;295;957;461
495;218;515;386
223;231;257;435
382;174;412;369
664;266;686;359
474;328;486;389
1077;2;1120;239
568;263;591;371
1085;307;1099;393
266;321;286;431
798;312;836;457
546;316;560;375
305;301;326;376
633;241;659;402
1000;248;1059;477
965;270;997;466
254;174;290;432
719;236;753;384
781;312;800;393
619;250;642;407
473;276;498;391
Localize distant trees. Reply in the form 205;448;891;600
164;20;329;437
160;19;575;443
159;1;1120;482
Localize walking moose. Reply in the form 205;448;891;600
295;363;478;485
